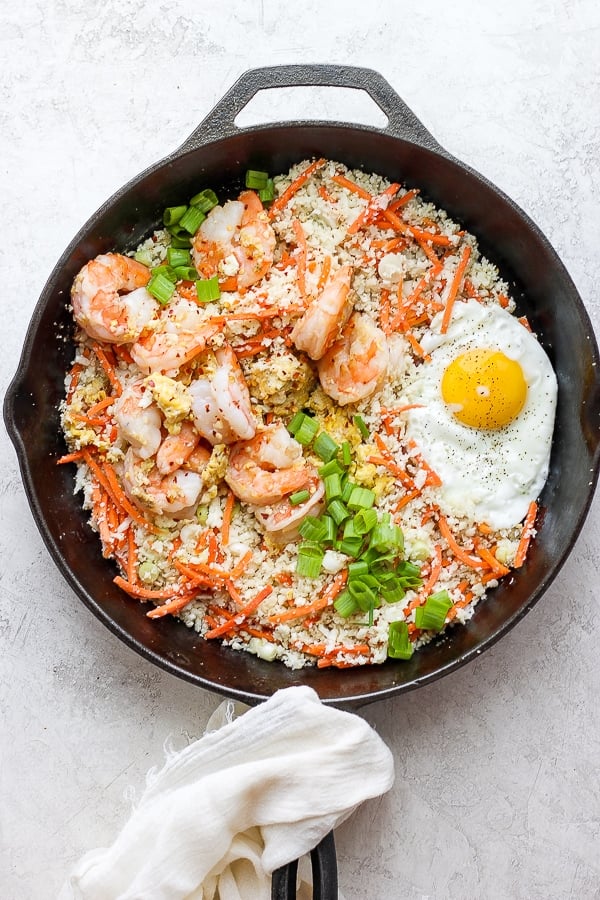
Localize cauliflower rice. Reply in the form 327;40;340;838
60;158;545;670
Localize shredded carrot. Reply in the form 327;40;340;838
146;590;200;618
420;544;443;597
100;459;160;533
381;403;425;416
114;576;182;600
56;449;88;465
498;292;510;309
514;501;538;567
393;489;421;511
112;344;134;366
406;332;430;360
221;490;235;547
519;315;532;332
440;245;472;334
244;626;275;643
390;189;418;209
476;545;511;577
66;363;84;402
269;158;326;217
268;570;347;624
274;572;293;586
86;396;115;416
330;173;371;200
367;454;415;488
437;513;487;569
204;585;274;638
225;550;251;581
91;342;122;396
317;255;332;291
347;182;400;234
126;528;137;585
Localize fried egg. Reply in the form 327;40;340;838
404;299;557;529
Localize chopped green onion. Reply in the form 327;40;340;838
327;499;350;526
318;459;345;478
151;264;178;282
337;537;363;556
179;205;206;235
259;178;275;203
334;590;358;618
353;414;370;440
388;621;414;660
347;486;375;511
313;432;339;462
324;473;342;502
320;515;337;544
245;169;270;190
189;188;219;212
348;560;369;580
369;520;404;554
296;542;324;578
396;560;423;590
287;410;306;436
163;205;187;227
353;508;378;535
414;590;453;632
299;516;327;542
195;276;221;303
343;518;360;540
348;580;377;612
341;479;355;503
174;266;199;281
341;441;352;467
169;233;193;248
289;489;310;506
380;582;406;604
167;247;191;268
294;415;319;446
147;272;176;305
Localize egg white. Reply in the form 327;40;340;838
404;299;557;529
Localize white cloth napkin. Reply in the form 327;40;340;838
59;686;394;900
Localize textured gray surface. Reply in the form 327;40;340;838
2;2;600;898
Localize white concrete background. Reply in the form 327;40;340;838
2;1;599;897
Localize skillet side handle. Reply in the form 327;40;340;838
178;64;444;155
271;832;338;900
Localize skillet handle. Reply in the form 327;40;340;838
271;831;338;900
178;64;443;154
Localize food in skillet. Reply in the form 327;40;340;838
59;159;557;669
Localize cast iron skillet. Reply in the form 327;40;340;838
5;65;600;713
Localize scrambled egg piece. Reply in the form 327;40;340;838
144;374;191;433
352;443;394;499
305;387;361;447
201;444;229;489
244;350;316;415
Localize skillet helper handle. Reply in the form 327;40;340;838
271;831;338;900
179;64;443;154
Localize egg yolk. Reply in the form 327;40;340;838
441;348;527;429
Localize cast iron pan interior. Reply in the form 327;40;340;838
5;66;600;709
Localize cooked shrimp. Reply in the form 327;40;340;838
130;296;218;375
191;190;276;291
189;345;256;445
254;474;324;544
71;253;155;344
113;379;162;459
317;312;389;405
225;423;312;506
155;420;200;475
121;447;203;517
290;265;353;360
